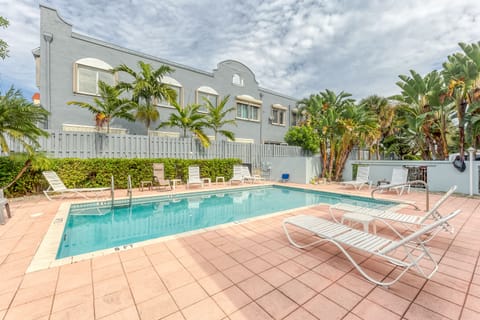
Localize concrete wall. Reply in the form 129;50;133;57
344;160;475;195
38;6;297;144
266;156;321;184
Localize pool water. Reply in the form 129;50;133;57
57;185;394;258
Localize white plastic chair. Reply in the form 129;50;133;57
341;166;370;190
283;209;461;287
379;168;410;195
42;171;110;200
186;166;203;189
242;166;264;183
230;165;244;184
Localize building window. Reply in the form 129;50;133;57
271;104;287;125
74;58;115;96
232;73;244;86
236;103;259;121
156;76;182;106
196;86;218;112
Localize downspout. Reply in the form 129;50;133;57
468;147;475;196
43;32;53;129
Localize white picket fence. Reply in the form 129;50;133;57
7;130;305;167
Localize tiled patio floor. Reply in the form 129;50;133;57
1;182;479;320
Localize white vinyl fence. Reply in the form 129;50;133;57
6;130;306;168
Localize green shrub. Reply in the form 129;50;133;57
0;157;242;197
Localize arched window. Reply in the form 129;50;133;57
156;76;182;106
232;73;244;86
196;86;218;112
73;58;115;95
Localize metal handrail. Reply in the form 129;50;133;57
371;180;429;211
110;175;115;207
127;175;133;206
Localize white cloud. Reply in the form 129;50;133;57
0;0;479;101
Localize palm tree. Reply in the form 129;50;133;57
0;87;50;189
67;81;135;133
333;101;379;180
203;95;236;141
114;61;177;131
393;70;446;159
442;42;480;160
297;90;372;181
158;101;210;147
359;95;396;159
0;87;49;155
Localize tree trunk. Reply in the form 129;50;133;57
335;145;353;181
327;137;335;181
3;159;31;190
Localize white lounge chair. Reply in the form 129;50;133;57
341;166;370;190
186;166;204;189
330;185;457;236
230;165;244;184
153;163;171;190
283;209;461;287
378;167;410;195
242;166;264;184
42;171;110;200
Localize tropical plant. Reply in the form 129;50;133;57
114;61;177;130
0;16;9;60
442;41;480;161
359;95;396;159
203;95;236;141
296;89;377;181
0;87;49;155
158;101;210;147
67;81;135;133
393;70;447;159
0;87;50;189
284;125;319;154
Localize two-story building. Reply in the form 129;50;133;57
34;5;300;145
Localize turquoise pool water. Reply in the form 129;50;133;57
57;185;394;258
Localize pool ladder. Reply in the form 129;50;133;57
110;175;133;208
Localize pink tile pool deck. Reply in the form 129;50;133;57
1;182;479;320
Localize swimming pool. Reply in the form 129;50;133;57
56;185;394;259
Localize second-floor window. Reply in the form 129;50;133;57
271;106;286;125
74;58;115;96
196;86;218;112
236;103;259;121
156;76;182;106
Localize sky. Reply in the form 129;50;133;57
0;0;479;101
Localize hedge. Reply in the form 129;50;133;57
0;157;242;197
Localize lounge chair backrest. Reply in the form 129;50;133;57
233;165;243;176
380;209;461;254
242;166;252;178
419;185;457;224
391;168;408;185
43;171;68;191
188;166;201;180
153;163;166;181
356;166;369;182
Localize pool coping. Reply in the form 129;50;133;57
27;184;402;273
